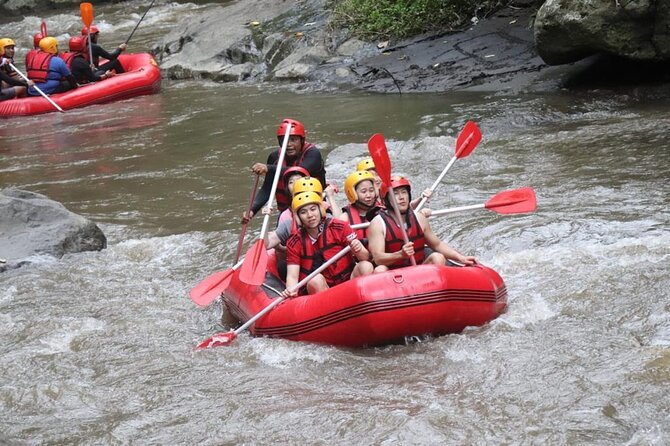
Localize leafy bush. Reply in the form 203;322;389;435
329;0;507;40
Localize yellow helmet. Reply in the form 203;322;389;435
39;37;59;55
0;38;15;56
292;176;323;196
291;191;324;215
356;157;375;171
344;170;375;204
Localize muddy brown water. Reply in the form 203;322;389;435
1;2;670;444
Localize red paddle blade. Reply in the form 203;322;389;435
455;121;482;158
485;187;537;214
41;21;48;37
238;239;268;286
189;269;234;306
367;133;392;186
195;331;237;350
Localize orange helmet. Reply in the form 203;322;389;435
344;170;375;204
356;158;375;172
292;191;325;219
292;177;323;196
38;37;59;55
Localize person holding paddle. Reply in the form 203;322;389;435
63;36;115;84
1;39;33;100
367;175;476;271
82;25;126;74
282;191;373;297
356;156;432;212
242;118;327;224
265;176;342;277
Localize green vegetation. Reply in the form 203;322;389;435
329;0;508;40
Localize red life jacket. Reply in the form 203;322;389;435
60;52;77;70
379;209;426;268
296;217;355;287
25;51;54;83
342;204;368;243
275;143;326;212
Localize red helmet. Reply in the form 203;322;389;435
33;33;44;49
282;166;309;182
390;175;411;190
81;25;100;36
69;36;87;52
380;175;411;199
277;118;305;138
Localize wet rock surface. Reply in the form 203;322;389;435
0;188;106;271
152;0;586;93
534;0;670;65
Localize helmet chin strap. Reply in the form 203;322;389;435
354;198;375;210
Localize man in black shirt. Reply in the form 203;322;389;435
82;25;126;74
66;36;115;84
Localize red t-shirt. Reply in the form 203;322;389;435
286;217;357;286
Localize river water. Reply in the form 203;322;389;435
2;2;670;444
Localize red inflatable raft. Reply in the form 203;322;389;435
0;53;160;117
222;251;508;347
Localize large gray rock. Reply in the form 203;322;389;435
534;0;670;65
153;0;350;84
0;188;106;270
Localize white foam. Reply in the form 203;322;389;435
0;285;18;304
251;339;330;368
36;317;106;355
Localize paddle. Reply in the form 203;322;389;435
367;133;416;265
234;174;261;263
8;63;64;113
195;244;354;349
238;124;293;285
80;3;95;69
189;259;243;307
431;187;537;217
415;121;482;211
124;0;157;45
40;21;48;38
349;187;537;230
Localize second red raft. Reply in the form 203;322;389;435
0;53;161;117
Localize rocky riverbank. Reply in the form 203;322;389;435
3;0;668;93
152;0;669;94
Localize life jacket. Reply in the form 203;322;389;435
342;204;368;244
25;51;55;83
379;209;426;268
297;218;355;287
275;143;327;212
60;52;77;70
